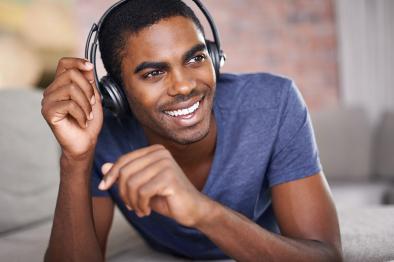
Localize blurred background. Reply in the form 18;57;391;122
1;0;393;116
1;0;394;201
0;1;394;260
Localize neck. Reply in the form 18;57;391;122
143;113;217;168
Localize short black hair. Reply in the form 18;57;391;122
98;0;204;87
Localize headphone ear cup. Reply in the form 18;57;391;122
206;40;220;78
99;76;130;117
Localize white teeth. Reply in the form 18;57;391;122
165;101;200;117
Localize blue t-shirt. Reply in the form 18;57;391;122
91;73;322;260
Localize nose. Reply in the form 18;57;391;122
167;69;196;97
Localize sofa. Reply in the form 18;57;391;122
0;88;393;261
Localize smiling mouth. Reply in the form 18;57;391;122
164;100;200;117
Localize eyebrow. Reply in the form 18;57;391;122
134;61;170;74
182;43;207;63
133;43;207;74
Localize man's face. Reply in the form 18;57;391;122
120;16;216;145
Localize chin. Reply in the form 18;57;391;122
169;127;210;145
164;115;211;144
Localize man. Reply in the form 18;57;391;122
41;0;342;261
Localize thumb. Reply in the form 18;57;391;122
98;162;114;190
101;162;113;175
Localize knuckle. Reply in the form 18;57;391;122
153;144;165;150
68;68;77;77
156;150;171;162
118;154;128;163
58;57;66;65
67;100;76;110
119;167;128;177
138;187;148;198
43;83;54;96
119;155;132;166
158;163;170;173
160;158;172;168
160;167;172;179
126;178;134;188
162;149;172;157
68;83;77;92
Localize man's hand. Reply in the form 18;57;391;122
41;57;103;160
99;144;212;227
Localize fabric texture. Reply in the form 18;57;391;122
374;111;394;180
91;73;322;259
311;107;373;181
0;89;59;233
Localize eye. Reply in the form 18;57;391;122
188;54;206;64
143;70;164;79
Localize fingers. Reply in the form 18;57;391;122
98;145;174;217
43;100;88;129
42;57;98;129
101;163;113;175
45;68;95;107
42;83;94;121
55;57;94;79
135;170;172;216
119;158;170;213
99;145;166;189
117;149;168;196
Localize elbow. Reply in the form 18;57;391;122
44;248;105;262
44;248;53;262
318;241;343;262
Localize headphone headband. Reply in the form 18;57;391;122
85;0;225;70
85;0;225;117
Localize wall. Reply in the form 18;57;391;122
75;0;340;111
335;0;394;123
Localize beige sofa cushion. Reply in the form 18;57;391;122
311;107;373;181
0;89;59;233
374;111;394;180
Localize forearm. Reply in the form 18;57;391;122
45;152;103;262
195;201;341;262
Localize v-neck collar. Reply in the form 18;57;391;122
125;102;223;197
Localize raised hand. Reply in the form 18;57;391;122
41;57;103;160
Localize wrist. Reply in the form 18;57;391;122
60;149;95;183
193;195;223;230
61;148;96;163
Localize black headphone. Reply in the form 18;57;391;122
85;0;226;118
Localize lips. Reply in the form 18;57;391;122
161;96;205;127
162;96;203;117
164;101;200;117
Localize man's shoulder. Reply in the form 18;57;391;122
215;72;293;111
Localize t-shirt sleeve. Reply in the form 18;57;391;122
267;80;322;187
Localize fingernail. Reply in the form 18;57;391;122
84;61;94;70
98;180;106;190
101;163;113;175
126;205;132;211
89;111;93;120
90;95;95;105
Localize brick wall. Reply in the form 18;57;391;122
77;0;339;111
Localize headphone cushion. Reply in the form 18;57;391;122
99;76;130;116
206;40;220;77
